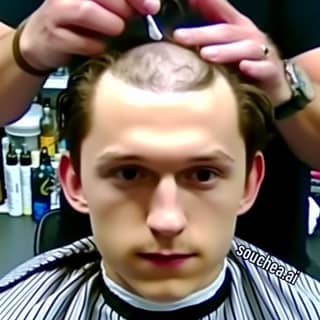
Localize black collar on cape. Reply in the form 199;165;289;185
100;268;232;320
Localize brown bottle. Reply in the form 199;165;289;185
40;98;56;157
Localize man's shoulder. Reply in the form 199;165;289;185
227;238;320;318
0;236;100;292
0;237;102;320
228;237;318;288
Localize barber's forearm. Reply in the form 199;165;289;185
276;81;320;169
275;49;320;168
0;28;46;126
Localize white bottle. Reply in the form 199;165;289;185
1;137;9;195
19;144;32;215
5;143;23;217
31;149;40;168
50;153;61;209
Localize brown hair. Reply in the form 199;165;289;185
57;42;274;175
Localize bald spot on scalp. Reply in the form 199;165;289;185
108;42;216;93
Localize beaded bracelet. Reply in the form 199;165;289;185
12;21;55;77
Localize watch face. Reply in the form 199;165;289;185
294;64;315;101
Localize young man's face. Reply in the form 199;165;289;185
60;71;264;301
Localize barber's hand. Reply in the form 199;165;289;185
19;0;160;71
173;0;291;107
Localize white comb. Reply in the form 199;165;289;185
146;15;163;41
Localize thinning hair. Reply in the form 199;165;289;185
110;43;213;92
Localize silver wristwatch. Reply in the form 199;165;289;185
274;59;315;120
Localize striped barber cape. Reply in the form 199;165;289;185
0;236;319;320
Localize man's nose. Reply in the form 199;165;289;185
146;175;187;237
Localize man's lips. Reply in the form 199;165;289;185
137;252;197;267
138;253;196;258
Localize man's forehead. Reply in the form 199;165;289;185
84;69;243;166
87;72;241;153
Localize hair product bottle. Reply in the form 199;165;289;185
1;136;9;200
0;177;4;205
40;98;56;157
20;144;32;216
50;153;61;209
0;136;5;205
0;165;4;205
5;143;23;217
31;147;54;222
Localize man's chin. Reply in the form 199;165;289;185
128;278;203;302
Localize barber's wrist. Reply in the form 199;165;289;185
273;83;292;109
272;59;315;120
273;60;293;108
12;21;55;77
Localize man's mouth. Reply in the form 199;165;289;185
137;252;196;267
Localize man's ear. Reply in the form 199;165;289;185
58;152;89;214
237;151;265;216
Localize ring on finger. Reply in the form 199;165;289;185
260;44;270;58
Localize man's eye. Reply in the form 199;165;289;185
182;168;218;186
192;168;216;182
114;166;143;181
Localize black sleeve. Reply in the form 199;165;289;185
0;0;43;27
271;0;320;58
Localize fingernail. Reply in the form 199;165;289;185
201;47;218;58
173;29;190;41
143;0;161;14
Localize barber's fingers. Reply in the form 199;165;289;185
19;0;160;71
19;0;129;69
126;0;161;15
44;0;160;37
239;59;291;106
93;0;136;19
52;27;106;56
93;0;161;16
56;1;126;36
239;59;280;82
200;40;269;63
174;24;261;46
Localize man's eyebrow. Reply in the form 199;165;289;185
187;151;235;163
96;150;235;164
